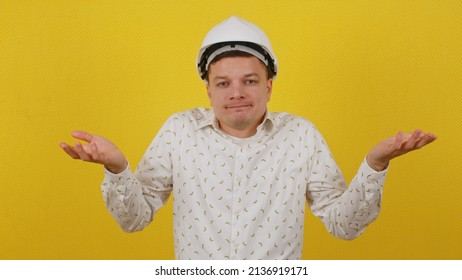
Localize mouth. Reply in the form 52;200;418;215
225;104;252;110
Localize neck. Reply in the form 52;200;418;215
218;122;258;138
219;115;267;138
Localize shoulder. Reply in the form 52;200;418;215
269;112;330;152
269;111;318;131
164;108;213;129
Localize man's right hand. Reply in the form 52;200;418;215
59;130;128;174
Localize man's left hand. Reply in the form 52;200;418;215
367;129;437;171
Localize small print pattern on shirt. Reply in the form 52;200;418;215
102;108;387;260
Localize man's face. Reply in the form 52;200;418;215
206;56;272;137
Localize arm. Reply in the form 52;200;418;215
306;129;436;240
60;129;174;233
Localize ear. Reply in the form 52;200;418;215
266;78;273;101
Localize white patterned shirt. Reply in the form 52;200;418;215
101;108;388;260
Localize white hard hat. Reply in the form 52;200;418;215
196;16;278;82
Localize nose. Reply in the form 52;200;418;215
230;84;244;99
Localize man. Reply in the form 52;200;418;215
60;16;436;259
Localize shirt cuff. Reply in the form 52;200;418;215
104;163;132;180
359;157;388;188
363;157;389;174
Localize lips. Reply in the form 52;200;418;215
225;104;252;109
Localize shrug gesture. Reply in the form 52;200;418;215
366;129;437;171
59;130;127;174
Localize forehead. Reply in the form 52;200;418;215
208;56;267;79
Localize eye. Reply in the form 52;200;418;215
245;79;258;85
216;81;228;87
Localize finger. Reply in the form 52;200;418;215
90;142;101;162
414;133;437;149
71;130;94;143
75;142;93;161
82;144;92;154
59;143;81;159
403;129;422;149
393;131;404;150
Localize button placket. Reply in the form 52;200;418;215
229;143;247;258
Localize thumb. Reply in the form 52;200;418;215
72;130;94;143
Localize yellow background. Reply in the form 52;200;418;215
0;0;460;259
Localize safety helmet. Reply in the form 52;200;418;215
196;16;278;82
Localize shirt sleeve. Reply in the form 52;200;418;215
100;118;175;233
306;127;388;240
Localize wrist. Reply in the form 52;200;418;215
105;160;128;174
366;156;388;171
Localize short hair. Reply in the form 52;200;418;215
206;50;275;82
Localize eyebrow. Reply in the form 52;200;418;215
243;73;260;78
212;73;261;82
